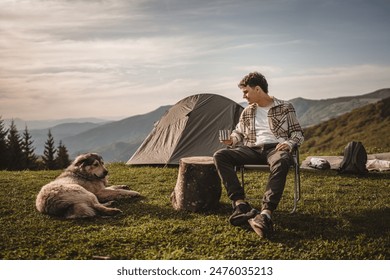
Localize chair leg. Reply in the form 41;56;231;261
296;167;301;202
295;149;301;202
290;171;299;213
290;150;301;214
240;166;245;189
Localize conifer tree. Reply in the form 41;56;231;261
55;141;71;169
6;120;23;170
0;117;8;170
42;130;57;170
21;126;38;170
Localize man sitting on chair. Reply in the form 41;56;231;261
213;71;304;238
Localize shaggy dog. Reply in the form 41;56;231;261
36;153;140;219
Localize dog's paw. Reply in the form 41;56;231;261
108;207;123;216
109;185;130;190
113;208;123;214
102;200;115;207
128;190;141;197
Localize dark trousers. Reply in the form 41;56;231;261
213;145;292;212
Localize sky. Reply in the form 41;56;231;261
1;0;390;121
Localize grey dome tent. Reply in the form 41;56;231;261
127;93;243;165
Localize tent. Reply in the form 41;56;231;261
127;93;244;165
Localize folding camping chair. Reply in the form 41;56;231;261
237;146;301;213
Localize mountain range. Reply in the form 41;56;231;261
300;95;390;154
289;88;390;127
5;88;390;162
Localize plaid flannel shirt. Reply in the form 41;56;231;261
231;97;304;149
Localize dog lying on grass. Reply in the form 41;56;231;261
36;153;140;219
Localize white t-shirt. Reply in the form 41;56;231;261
255;105;280;146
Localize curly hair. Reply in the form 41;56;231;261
238;72;268;93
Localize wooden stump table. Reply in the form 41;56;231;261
170;156;222;212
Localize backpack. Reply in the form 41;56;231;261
338;141;368;175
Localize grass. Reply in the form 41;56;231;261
0;163;389;260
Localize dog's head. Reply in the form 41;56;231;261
70;153;108;179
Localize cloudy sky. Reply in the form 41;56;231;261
1;0;389;120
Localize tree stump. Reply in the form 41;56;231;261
170;156;222;212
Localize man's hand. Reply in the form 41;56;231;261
275;142;291;151
220;139;233;146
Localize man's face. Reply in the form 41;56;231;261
240;85;259;104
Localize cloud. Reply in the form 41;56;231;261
271;64;390;100
1;0;389;120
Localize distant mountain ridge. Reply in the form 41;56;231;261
301;96;390;154
30;122;103;155
6;88;390;162
289;88;390;127
239;88;390;127
61;105;171;161
4;117;110;130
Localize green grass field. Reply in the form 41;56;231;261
0;163;389;260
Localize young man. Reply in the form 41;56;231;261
213;72;304;238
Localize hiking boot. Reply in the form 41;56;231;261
229;202;259;226
248;214;274;238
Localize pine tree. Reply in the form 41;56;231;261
55;141;71;169
42;130;57;170
0;117;8;170
21;126;38;170
6;120;23;170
